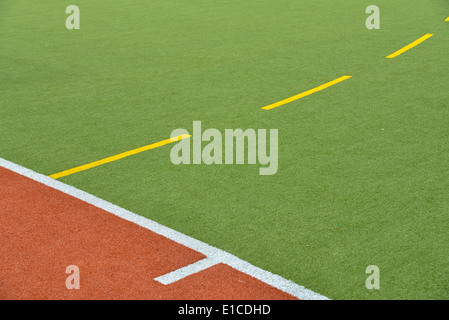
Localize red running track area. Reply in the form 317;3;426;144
0;167;297;300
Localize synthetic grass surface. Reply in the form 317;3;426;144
1;0;449;299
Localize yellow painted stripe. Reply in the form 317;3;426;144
261;76;352;110
386;34;434;59
49;134;191;179
445;17;449;22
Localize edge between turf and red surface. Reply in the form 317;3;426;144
0;157;328;300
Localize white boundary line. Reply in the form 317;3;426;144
0;157;329;300
155;257;219;285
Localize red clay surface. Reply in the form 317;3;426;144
0;167;297;300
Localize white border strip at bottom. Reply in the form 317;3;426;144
0;157;329;300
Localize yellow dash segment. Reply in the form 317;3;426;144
386;34;434;59
261;75;352;110
49;134;191;179
445;17;449;22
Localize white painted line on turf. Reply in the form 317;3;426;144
155;257;219;285
0;157;330;300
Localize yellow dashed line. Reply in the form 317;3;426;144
49;134;191;179
386;34;434;59
261;76;352;110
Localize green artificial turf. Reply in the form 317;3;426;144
1;0;449;299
